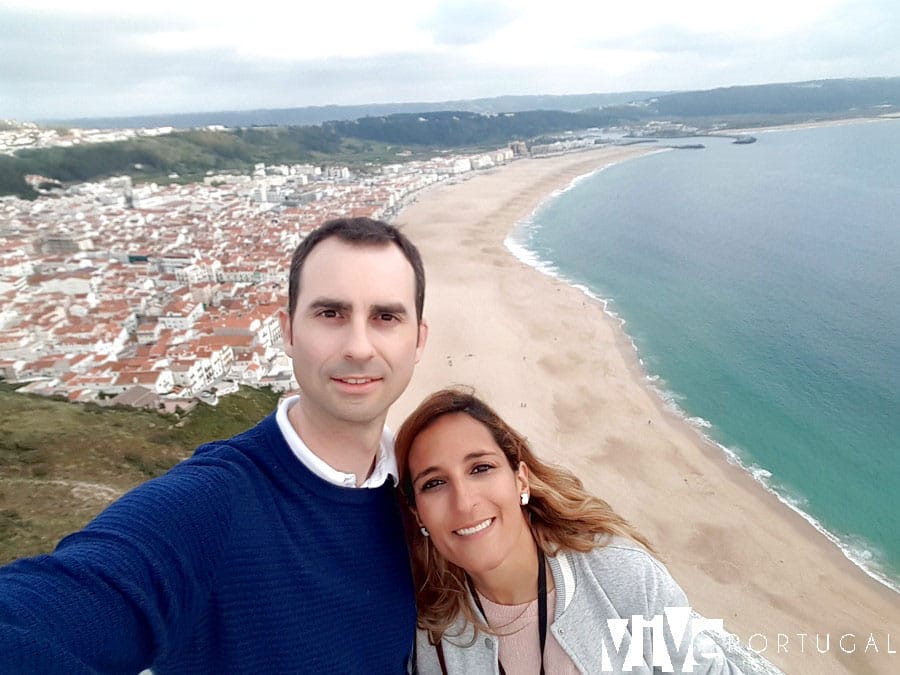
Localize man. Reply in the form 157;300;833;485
0;217;428;673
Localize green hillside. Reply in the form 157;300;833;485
4;77;897;198
0;126;451;199
0;384;280;564
326;108;631;146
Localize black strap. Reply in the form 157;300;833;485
537;548;548;675
468;548;548;675
436;640;448;675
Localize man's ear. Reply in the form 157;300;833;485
414;319;429;363
278;309;293;350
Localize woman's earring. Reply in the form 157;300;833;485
520;492;530;506
420;526;430;537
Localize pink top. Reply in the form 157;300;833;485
479;589;580;675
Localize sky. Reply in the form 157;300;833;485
2;0;898;122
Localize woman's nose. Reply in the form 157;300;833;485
451;481;479;513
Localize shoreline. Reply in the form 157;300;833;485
502;163;900;597
710;114;899;136
391;146;899;674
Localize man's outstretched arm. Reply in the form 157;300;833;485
0;457;237;673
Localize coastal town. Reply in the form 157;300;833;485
0;114;748;413
0;122;179;156
0;141;523;411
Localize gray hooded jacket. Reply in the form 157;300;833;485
414;538;753;674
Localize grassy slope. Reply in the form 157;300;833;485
0;128;438;198
0;385;280;564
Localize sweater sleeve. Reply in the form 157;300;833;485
0;453;241;674
597;543;745;675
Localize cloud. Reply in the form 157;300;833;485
9;50;482;120
1;0;897;120
0;8;194;86
793;0;900;58
25;50;611;121
420;0;519;46
576;1;900;89
1;7;191;57
588;26;748;57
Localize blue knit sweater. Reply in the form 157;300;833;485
0;413;416;673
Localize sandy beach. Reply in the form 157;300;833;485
711;114;900;135
388;146;899;674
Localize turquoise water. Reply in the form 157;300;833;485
511;121;900;590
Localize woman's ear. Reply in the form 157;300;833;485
516;462;530;496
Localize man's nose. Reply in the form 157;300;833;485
342;317;375;361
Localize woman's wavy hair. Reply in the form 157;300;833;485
394;386;654;644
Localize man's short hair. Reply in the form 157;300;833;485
287;217;426;321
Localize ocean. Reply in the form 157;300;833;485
508;120;900;592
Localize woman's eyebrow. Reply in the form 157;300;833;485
412;451;496;484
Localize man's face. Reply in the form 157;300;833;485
280;238;427;432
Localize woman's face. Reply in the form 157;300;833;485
407;412;531;577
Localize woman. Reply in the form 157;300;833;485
395;387;742;674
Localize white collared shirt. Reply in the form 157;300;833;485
275;395;398;489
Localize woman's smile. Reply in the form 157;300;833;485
454;517;495;537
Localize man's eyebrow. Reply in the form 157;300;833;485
307;298;351;312
372;303;408;316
